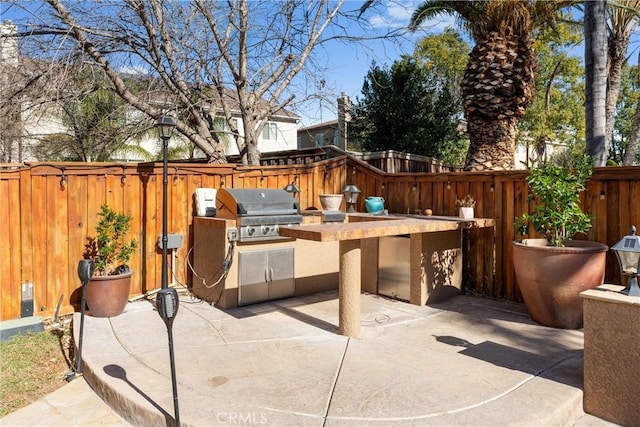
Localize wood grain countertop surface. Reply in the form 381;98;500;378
279;214;494;242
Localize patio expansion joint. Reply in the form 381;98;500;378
181;302;229;343
322;336;351;426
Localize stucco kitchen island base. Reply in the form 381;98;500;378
279;214;493;337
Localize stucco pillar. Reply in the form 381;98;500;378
338;239;361;337
581;285;640;426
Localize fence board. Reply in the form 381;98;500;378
31;176;47;316
1;158;639;321
67;174;88;310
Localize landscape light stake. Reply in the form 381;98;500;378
156;115;180;425
68;259;94;381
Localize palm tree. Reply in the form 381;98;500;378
606;0;640;159
410;0;573;171
584;0;608;166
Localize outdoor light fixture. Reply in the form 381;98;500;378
157;115;176;140
60;167;67;189
343;184;361;213
68;259;94;382
611;225;640;297
284;182;300;197
155;114;180;425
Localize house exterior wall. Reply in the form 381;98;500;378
297;120;340;150
125;115;299;162
223;117;299;156
514;140;568;169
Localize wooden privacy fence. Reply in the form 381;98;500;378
1;155;639;321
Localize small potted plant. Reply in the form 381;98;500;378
456;194;476;219
512;155;607;329
82;204;138;317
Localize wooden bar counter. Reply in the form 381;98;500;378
279;214;494;337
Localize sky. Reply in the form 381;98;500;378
1;1;452;128
295;1;457;127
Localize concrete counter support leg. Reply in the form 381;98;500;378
338;239;361;337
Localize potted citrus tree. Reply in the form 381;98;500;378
82;205;138;317
512;155;607;329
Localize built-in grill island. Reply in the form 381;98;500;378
192;188;341;308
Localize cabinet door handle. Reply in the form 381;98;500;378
265;269;269;283
269;267;274;282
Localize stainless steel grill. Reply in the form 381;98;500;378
216;188;302;242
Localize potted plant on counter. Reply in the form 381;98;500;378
456;194;476;219
513;155;607;329
82;204;138;317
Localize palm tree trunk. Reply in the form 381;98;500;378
606;32;631;151
624;60;640;165
465;116;517;170
461;30;536;171
624;107;640;164
585;0;608;166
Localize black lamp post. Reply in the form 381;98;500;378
155;115;180;425
67;259;94;382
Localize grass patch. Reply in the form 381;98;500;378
0;325;72;417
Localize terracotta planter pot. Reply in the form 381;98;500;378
85;271;133;318
319;194;343;211
512;239;607;329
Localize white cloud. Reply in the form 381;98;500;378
118;65;148;75
367;1;457;33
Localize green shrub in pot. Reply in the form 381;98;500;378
514;155;593;247
83;204;138;276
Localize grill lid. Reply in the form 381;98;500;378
216;188;299;218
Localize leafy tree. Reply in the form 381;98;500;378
34;68;151;161
611;60;640;164
350;56;466;166
518;20;585;166
413;28;469;99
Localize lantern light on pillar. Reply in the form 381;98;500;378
342;184;361;213
611;225;640;297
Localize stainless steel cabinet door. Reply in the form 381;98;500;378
238;247;294;305
267;247;295;300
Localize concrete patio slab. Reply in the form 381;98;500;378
0;291;622;426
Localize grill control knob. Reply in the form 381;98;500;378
247;227;256;236
261;226;270;234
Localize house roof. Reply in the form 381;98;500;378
297;119;338;132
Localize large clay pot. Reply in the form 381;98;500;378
85;272;133;318
512;239;607;329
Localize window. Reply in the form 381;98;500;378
218;117;237;135
262;122;278;141
315;133;324;146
